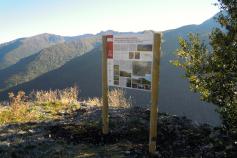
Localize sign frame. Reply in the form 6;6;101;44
102;32;161;154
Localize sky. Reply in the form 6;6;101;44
0;0;219;44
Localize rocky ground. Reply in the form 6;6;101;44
0;105;236;158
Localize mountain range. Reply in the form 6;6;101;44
0;33;67;70
0;35;100;90
0;13;221;125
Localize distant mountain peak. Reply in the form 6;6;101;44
96;30;145;36
96;30;118;35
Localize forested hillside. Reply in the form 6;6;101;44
0;36;100;90
0;33;66;70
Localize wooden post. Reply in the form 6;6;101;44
149;32;161;153
102;36;109;135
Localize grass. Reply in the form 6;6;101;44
0;91;44;125
86;89;131;108
0;87;81;125
0;87;131;126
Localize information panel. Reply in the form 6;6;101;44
106;31;154;91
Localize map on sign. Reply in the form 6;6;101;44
106;31;154;91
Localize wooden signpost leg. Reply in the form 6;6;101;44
149;32;161;154
102;36;109;135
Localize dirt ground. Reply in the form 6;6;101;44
0;106;236;158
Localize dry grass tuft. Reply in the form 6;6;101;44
30;86;79;105
0;87;132;125
86;89;131;108
0;86;80;125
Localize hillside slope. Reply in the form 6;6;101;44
0;33;66;70
0;36;100;90
0;31;141;90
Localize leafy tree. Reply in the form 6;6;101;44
172;0;237;131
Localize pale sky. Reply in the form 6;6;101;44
0;0;219;44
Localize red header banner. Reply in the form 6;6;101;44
106;35;113;59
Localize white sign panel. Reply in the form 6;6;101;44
106;31;154;91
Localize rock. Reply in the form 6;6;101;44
202;143;214;150
154;151;162;157
18;130;27;134
215;151;226;158
225;145;233;150
0;141;10;147
28;129;34;133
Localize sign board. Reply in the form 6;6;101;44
106;31;154;91
102;32;161;153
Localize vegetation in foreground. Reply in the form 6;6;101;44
0;87;236;157
172;0;237;133
0;87;80;125
0;87;131;126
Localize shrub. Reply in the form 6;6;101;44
0;91;43;125
172;0;237;132
30;86;79;105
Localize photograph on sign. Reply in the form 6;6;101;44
107;31;153;91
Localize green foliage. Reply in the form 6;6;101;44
172;0;237;131
171;34;211;101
